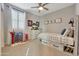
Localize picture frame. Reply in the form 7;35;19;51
36;21;39;27
55;18;62;23
28;20;32;26
52;19;55;23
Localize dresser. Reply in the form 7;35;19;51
30;30;40;40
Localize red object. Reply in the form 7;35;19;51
10;32;14;44
25;33;28;41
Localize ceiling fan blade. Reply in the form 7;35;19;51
43;7;48;10
42;3;48;6
31;6;39;8
39;3;42;6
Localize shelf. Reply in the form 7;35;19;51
63;46;74;54
41;40;75;56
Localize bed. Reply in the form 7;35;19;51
37;32;74;46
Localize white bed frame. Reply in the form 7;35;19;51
38;33;74;56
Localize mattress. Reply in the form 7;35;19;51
38;33;74;45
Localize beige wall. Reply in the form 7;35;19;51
26;12;39;31
40;5;75;34
26;12;39;39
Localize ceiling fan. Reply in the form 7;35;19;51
31;3;49;12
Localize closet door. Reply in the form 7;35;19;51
0;4;4;48
73;16;79;56
77;16;79;55
0;3;1;56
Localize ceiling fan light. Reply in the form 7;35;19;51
38;7;43;10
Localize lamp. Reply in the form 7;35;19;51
38;7;43;10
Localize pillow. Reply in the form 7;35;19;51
61;28;66;35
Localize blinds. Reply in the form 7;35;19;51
18;11;25;30
11;8;25;30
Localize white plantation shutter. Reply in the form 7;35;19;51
18;11;25;30
11;9;18;29
11;8;25;30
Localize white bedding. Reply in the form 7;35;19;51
38;33;74;45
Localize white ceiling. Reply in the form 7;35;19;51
11;3;74;16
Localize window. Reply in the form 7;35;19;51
11;9;18;29
18;11;25;29
11;8;25;30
